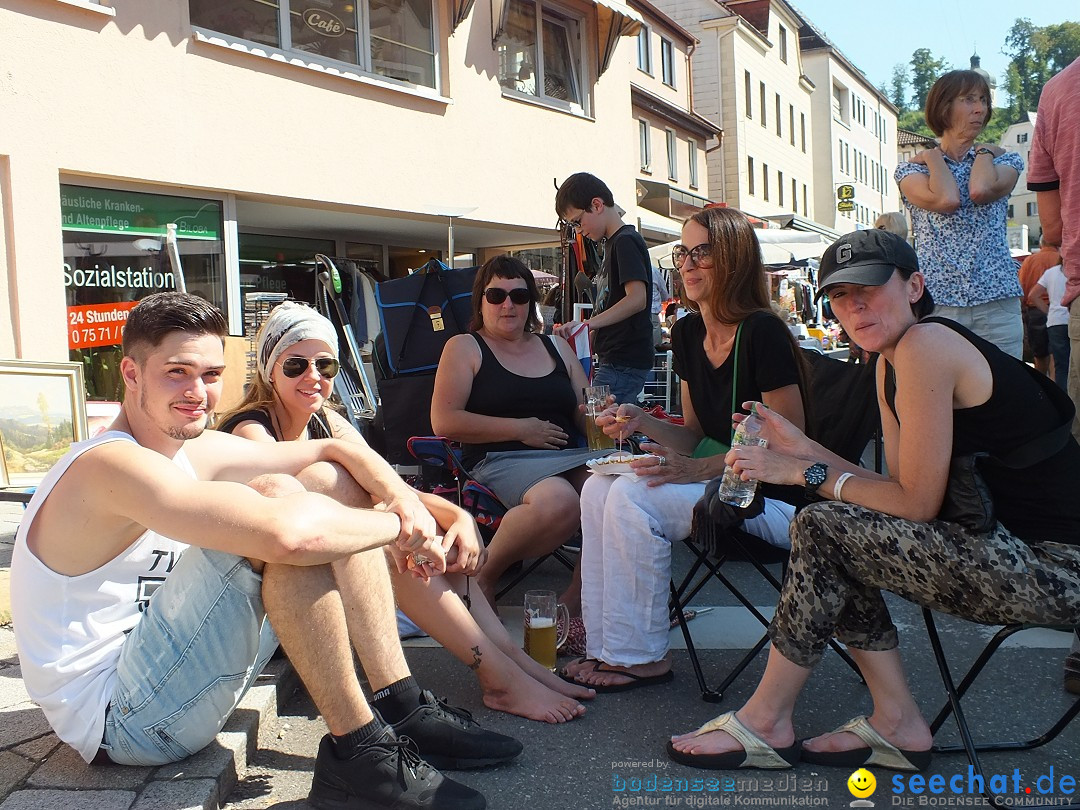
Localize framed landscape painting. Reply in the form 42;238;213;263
0;360;88;486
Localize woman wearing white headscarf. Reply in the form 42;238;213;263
218;302;593;723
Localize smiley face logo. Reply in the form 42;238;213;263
848;768;876;798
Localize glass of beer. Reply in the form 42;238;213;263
584;385;616;451
523;590;569;670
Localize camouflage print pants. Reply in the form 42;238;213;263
767;501;1080;669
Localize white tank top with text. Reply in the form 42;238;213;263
11;431;192;763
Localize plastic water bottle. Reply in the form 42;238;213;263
717;405;768;507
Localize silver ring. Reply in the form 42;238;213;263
658;456;667;467
411;553;431;566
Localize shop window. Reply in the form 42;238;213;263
238;233;336;305
61;185;226;400
189;0;436;89
497;0;582;109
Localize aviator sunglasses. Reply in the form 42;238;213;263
484;287;532;305
280;356;341;380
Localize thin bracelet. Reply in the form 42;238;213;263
834;472;855;502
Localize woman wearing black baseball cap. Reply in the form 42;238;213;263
667;228;1080;773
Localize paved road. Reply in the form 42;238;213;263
222;552;1080;810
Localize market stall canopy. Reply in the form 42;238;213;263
491;0;643;76
531;268;558;282
754;229;833;261
452;0;474;31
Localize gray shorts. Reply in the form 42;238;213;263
101;547;278;765
471;447;611;506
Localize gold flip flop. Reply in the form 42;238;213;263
666;711;801;770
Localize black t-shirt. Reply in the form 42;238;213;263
593;224;653;370
671;310;800;444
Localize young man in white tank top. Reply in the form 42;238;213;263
11;292;519;810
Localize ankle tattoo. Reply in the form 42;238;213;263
467;646;482;671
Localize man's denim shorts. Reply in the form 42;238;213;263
101;547;279;765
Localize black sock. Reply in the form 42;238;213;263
331;717;385;760
371;676;421;724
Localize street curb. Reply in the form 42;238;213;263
0;659;299;810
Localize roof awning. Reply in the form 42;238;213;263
636;179;711;221
491;0;643;77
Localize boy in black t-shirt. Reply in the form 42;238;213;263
555;173;653;403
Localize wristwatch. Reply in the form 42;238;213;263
803;462;828;497
974;147;995;157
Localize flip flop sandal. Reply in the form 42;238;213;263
666;711;800;770
799;716;931;771
558;656;599;684
586;663;674;694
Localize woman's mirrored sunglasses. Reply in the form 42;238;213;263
281;356;340;379
671;243;714;268
484;287;532;305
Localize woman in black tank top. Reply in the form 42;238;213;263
432;255;607;615
668;229;1080;773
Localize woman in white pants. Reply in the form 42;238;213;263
564;207;808;692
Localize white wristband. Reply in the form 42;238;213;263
833;472;855;502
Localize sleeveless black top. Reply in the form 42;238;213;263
217;408;333;441
885;317;1080;543
461;333;578;470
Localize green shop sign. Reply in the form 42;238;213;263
60;186;221;240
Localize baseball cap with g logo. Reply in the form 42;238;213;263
815;229;919;301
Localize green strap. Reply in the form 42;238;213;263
730;321;743;444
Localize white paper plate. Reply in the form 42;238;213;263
586;454;657;476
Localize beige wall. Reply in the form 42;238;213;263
803;49;899;232
0;0;640;360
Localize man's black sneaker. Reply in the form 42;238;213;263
308;730;486;810
389;690;523;770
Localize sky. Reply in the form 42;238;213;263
790;0;1079;103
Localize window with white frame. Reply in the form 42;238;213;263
744;71;752;119
760;82;767;128
778;170;784;206
497;0;583;108
800;113;806;152
748;157;755;195
660;38;675;88
778;25;787;63
775;94;781;137
791;178;797;212
666;129;678;181
190;0;436;88
689;139;699;188
1017;132;1029;144
639;120;652;171
789;105;795;146
762;162;769;201
1027;201;1038;216
637;24;652;74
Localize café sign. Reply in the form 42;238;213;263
60;185;221;240
304;9;346;36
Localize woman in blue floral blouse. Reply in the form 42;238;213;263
895;69;1025;358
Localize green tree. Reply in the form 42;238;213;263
888;63;908;112
910;48;950;110
1004;19;1080;118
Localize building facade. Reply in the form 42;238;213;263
0;0;643;398
1000;112;1039;250
799;18;900;233
629;0;720;244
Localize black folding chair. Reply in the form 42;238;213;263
672;350;881;702
923;612;1080;809
406;436;576;601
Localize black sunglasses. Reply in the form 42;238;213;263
281;356;340;379
484;287;532;305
